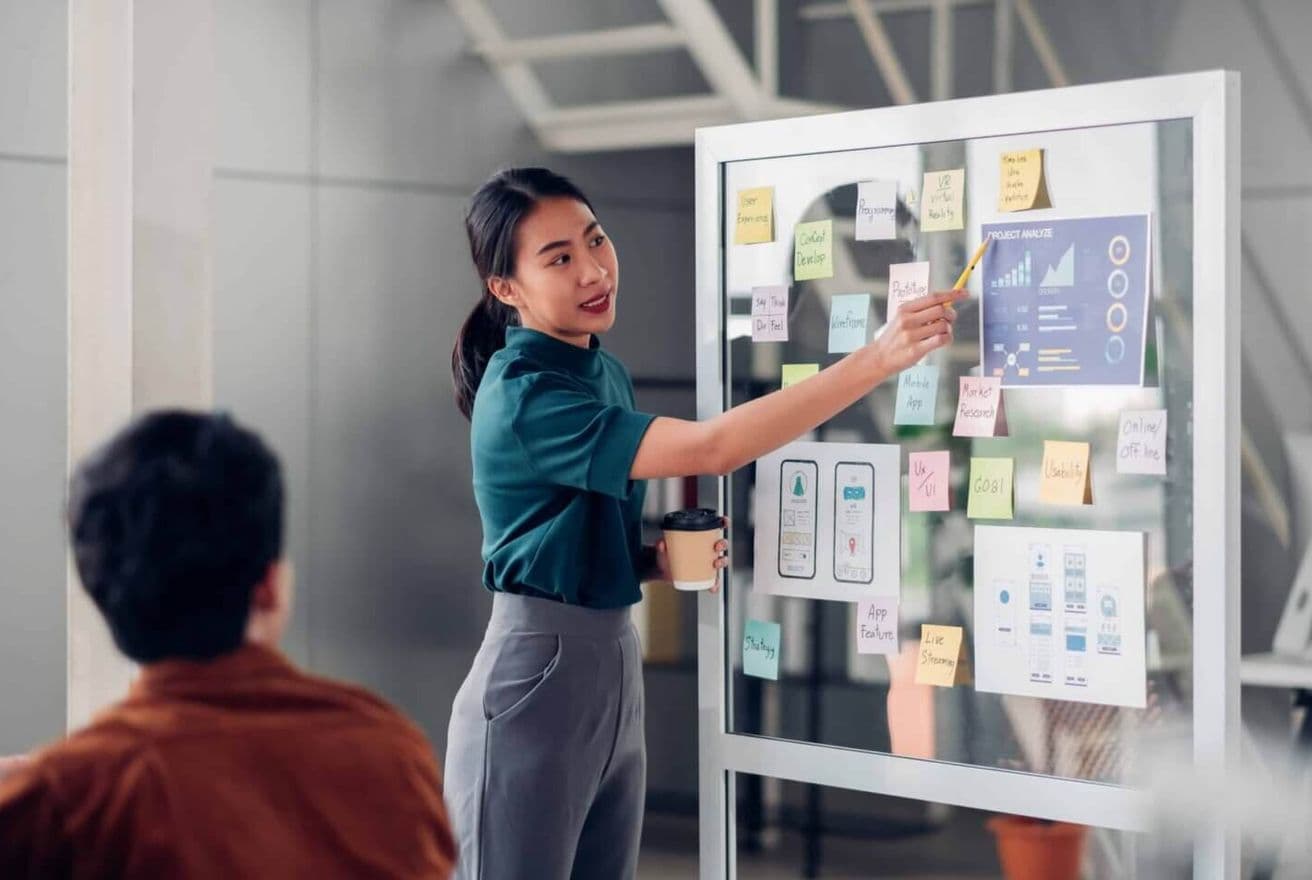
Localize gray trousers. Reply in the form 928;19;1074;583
444;593;646;880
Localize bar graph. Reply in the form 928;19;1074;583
990;251;1032;288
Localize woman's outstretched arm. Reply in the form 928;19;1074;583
630;288;966;480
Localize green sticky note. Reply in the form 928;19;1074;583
894;364;939;425
743;619;781;680
967;457;1014;519
794;219;833;281
781;363;819;389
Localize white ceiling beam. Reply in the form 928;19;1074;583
475;24;686;63
930;0;953;101
1015;0;1070;87
449;0;553;119
536;96;844;152
993;0;1014;93
656;0;765;116
847;0;917;104
756;0;779;97
802;0;990;20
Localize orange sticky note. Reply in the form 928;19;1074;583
908;451;950;512
998;149;1052;212
734;187;774;244
1039;440;1093;505
915;624;970;687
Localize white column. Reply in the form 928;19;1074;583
67;0;214;731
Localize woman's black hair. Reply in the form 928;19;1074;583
452;167;596;419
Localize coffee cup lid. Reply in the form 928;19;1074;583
662;508;722;531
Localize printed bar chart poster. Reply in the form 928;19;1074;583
980;214;1151;387
973;525;1147;708
752;441;901;602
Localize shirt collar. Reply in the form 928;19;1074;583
505;326;603;378
133;643;296;698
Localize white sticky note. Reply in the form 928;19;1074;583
1117;410;1167;475
887;261;931;321
856;180;898;241
857;598;899;654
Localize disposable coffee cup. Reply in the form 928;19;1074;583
662;508;723;592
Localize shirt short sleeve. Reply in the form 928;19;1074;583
510;374;656;499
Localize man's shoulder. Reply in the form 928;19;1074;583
283;667;435;754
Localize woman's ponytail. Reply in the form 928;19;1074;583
450;167;595;420
452;294;517;420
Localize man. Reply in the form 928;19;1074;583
0;411;456;878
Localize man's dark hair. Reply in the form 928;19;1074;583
68;410;285;663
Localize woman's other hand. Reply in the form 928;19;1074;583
655;515;730;594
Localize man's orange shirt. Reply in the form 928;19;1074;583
0;645;456;879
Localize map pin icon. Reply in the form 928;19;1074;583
848;536;857;556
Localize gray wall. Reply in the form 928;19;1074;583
211;0;698;754
0;1;67;754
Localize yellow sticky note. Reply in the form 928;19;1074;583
967;457;1014;519
920;169;965;232
794;220;834;281
734;187;774;244
998;149;1052;212
1039;440;1093;505
781;363;819;388
915;624;969;687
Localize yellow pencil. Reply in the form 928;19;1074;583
953;237;992;289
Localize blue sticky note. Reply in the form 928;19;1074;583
894;364;940;425
828;293;871;353
743;619;781;680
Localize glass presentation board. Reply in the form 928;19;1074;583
722;118;1192;785
694;72;1238;879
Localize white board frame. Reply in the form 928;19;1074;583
694;71;1240;879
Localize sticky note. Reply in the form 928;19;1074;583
953;376;1008;437
828;293;870;353
887;260;931;321
915;624;969;687
794;219;834;281
921;169;965;232
894;364;939;425
743;619;781;680
1117;410;1167;475
1039;440;1093;505
856;179;898;241
734;187;774;244
781;363;819;388
750;284;789;342
857;598;899;655
967;457;1014;519
998;149;1052;212
909;450;950;512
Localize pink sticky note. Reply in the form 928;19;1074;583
952;376;1009;437
857;598;899;655
887;261;930;321
751;285;790;342
751;313;788;342
909;450;950;512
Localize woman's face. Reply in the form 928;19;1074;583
491;196;619;347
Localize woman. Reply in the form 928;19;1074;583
445;167;963;879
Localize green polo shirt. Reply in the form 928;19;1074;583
470;327;656;608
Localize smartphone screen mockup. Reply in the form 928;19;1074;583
833;462;875;584
778;459;818;579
